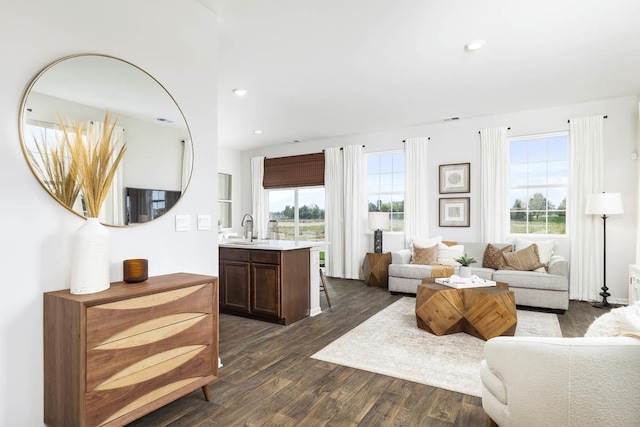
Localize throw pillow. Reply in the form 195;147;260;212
515;237;556;265
482;244;513;270
502;244;545;271
411;243;439;265
437;243;465;266
411;235;442;259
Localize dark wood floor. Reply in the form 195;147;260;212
129;278;607;427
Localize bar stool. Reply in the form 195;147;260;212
319;268;332;308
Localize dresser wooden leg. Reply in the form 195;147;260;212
202;385;211;401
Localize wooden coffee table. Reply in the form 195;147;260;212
415;278;517;341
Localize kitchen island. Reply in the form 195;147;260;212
218;239;323;325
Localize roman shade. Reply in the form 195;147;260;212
263;153;324;189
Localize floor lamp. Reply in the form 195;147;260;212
585;192;624;308
368;212;390;253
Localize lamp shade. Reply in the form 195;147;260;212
585;192;624;215
368;212;390;230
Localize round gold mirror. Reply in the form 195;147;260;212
19;54;193;226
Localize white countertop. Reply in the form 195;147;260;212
219;239;324;251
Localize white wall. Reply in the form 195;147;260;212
240;96;638;304
0;1;218;425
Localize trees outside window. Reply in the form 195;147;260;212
367;151;405;231
509;133;568;234
268;187;324;241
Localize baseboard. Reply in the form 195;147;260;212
309;307;323;316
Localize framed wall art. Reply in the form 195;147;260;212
439;197;470;227
439;163;470;194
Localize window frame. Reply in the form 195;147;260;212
267;186;325;242
508;131;568;236
366;150;405;232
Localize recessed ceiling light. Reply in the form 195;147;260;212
253;129;263;135
464;40;486;51
233;88;247;96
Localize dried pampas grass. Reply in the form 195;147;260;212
67;111;127;218
31;110;126;218
29;125;81;209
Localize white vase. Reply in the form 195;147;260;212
70;217;110;294
459;265;472;278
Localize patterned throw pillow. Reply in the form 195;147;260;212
410;236;442;260
411;244;439;265
482;244;513;270
502;244;545;271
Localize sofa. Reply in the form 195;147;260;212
481;302;640;426
388;240;570;311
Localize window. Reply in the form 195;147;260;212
218;173;232;228
268;187;325;241
509;133;568;234
367;152;405;231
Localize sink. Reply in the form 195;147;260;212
223;239;268;246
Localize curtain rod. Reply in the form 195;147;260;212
402;138;430;142
567;115;607;123
321;145;365;152
478;127;510;135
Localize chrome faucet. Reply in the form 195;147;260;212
241;213;254;241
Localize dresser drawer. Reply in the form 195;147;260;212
85;345;213;426
86;312;214;390
86;283;212;349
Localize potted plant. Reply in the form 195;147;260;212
455;254;477;278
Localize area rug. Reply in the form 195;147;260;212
311;297;562;397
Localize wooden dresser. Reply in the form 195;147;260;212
44;273;219;427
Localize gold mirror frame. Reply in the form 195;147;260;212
19;54;193;227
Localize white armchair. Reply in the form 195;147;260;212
481;336;640;426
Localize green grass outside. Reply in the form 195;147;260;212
510;216;566;234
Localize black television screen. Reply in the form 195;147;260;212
126;187;181;224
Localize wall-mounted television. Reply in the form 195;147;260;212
126;187;181;224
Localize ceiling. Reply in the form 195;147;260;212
207;0;640;151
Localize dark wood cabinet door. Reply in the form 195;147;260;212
221;260;251;312
251;262;281;317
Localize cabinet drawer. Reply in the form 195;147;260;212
250;250;280;265
220;248;249;262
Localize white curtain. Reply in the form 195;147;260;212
95;122;126;225
342;145;365;279
568;115;604;301
636;103;640;266
181;139;193;193
404;137;430;246
324;148;344;277
250;156;268;239
480;127;509;243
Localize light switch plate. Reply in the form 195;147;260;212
175;215;191;232
197;215;212;231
